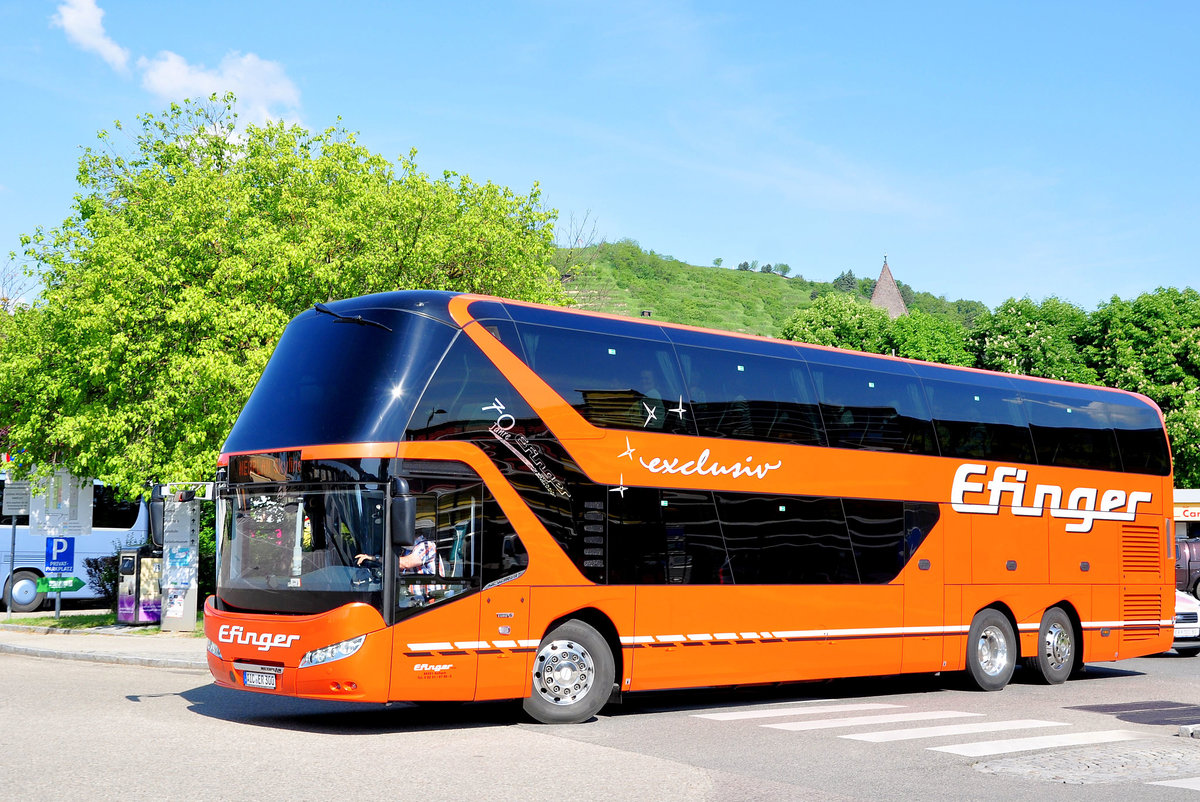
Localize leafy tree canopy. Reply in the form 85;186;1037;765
889;310;973;366
1085;288;1200;486
0;95;563;493
780;293;890;353
969;297;1097;384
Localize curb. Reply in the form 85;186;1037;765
0;640;207;671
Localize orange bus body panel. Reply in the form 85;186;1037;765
208;293;1174;709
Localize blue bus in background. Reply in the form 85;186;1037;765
1;475;149;612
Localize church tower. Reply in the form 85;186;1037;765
870;256;908;319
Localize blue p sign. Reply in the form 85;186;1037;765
45;537;75;572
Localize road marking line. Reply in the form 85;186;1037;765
695;703;903;721
765;711;981;731
1148;777;1200;790
841;719;1068;743
929;729;1151;756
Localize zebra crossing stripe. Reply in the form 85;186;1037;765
1148;777;1200;790
928;729;1151;756
694;703;903;721
765;711;981;732
841;719;1067;743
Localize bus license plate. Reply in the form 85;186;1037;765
244;671;277;689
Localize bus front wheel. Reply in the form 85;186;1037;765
5;570;45;613
966;608;1015;691
524;620;614;724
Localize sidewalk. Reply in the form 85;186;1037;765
0;617;208;671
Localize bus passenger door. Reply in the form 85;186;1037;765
474;493;533;701
902;504;946;673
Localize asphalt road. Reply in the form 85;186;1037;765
2;651;1199;800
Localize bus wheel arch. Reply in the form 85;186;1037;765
523;611;618;725
5;569;46;613
965;605;1018;692
1023;603;1081;684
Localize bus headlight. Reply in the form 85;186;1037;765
298;635;366;668
206;639;224;659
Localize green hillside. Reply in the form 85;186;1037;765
557;239;987;338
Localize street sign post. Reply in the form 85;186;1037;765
36;576;85;593
3;479;30;622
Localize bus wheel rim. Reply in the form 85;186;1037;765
977;625;1009;677
11;575;38;606
1043;622;1071;670
533;639;593;706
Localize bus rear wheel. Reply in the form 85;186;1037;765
966;608;1015;691
5;570;45;613
1023;607;1075;684
524;620;614;724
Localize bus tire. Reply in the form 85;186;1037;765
966;608;1015;692
6;570;45;613
524;620;614;724
1023;607;1075;685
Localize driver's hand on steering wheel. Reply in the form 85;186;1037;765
354;553;381;567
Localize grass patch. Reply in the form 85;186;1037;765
11;610;205;636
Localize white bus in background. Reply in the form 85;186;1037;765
1;475;149;612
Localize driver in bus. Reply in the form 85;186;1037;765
354;517;441;602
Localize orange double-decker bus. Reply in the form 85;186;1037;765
204;291;1174;723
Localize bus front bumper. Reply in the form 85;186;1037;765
203;598;393;702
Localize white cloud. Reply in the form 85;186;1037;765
138;50;302;125
51;0;130;73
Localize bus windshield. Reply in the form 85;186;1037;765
218;484;386;615
223;306;457;454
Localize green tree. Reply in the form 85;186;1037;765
1084;288;1200;485
969;297;1097;384
736;261;751;271
0;95;563;493
888;310;973;366
780;293;891;354
759;263;774;273
775;263;791;277
832;270;857;293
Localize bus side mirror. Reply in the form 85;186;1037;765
389;477;415;548
148;484;165;548
390;496;416;548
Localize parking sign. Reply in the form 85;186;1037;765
45;536;75;572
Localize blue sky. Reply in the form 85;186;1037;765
2;1;1198;311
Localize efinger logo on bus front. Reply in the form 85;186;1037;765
950;463;1153;533
217;624;301;652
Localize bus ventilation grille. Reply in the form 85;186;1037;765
1120;525;1161;575
1121;593;1162;642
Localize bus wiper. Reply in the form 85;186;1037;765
313;303;393;332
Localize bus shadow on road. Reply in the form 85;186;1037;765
1065;699;1200;726
176;683;526;733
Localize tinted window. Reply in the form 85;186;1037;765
607;488;726;584
715;493;856;584
481;493;528;585
921;378;1035;463
1021;390;1122;472
225;308;457;452
807;362;937;455
516;323;690;434
676;345;825;446
1107;395;1171;476
409;333;538;441
93;485;141;529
